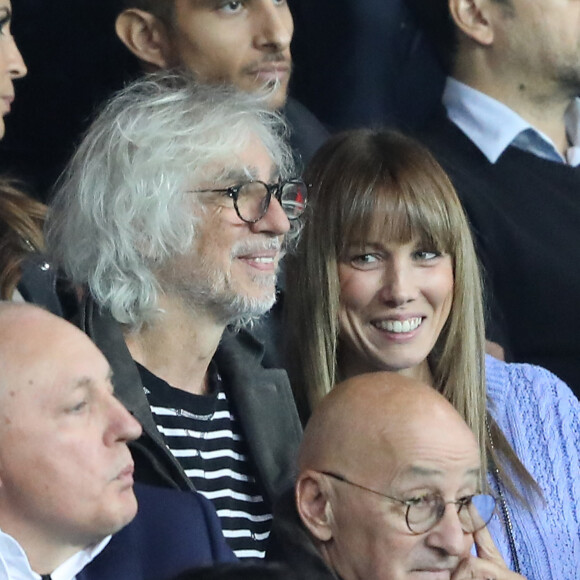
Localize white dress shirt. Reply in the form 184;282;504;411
0;528;110;580
443;77;580;166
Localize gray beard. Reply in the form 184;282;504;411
155;235;283;326
188;276;277;328
157;261;278;327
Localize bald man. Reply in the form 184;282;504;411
267;372;524;580
0;303;234;579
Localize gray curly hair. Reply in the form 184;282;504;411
46;71;295;328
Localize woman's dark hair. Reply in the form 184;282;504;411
0;180;46;299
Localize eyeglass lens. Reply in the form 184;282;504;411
236;181;307;222
236;182;271;222
407;494;496;534
280;181;308;219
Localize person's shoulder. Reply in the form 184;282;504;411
414;105;460;146
282;97;329;165
221;325;264;353
486;355;580;513
486;354;564;394
219;326;289;377
284;97;327;132
486;354;579;420
129;487;218;544
131;483;236;562
134;482;211;513
85;484;235;580
218;326;299;415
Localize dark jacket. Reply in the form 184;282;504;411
78;296;303;508
17;254;63;317
418;110;580;398
284;97;329;169
79;483;236;580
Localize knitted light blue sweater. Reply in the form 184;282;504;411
485;355;580;579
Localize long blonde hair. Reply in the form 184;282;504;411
285;129;537;497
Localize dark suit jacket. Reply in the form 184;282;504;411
288;0;445;131
79;483;236;580
284;97;329;169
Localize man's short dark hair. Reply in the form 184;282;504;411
113;0;175;22
406;0;514;74
405;0;457;74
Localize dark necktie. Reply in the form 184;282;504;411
41;575;52;580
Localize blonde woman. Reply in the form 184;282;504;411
285;129;579;580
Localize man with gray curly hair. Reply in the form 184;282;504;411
46;72;304;560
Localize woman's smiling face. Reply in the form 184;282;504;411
337;238;454;381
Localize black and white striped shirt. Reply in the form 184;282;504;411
137;363;272;559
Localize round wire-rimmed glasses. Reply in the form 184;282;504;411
321;471;497;535
196;178;308;224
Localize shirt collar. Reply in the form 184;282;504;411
0;528;111;580
443;77;580;166
564;101;580;165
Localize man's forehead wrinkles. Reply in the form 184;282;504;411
390;462;482;485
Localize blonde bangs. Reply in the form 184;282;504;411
337;170;457;259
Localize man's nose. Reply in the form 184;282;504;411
250;195;290;236
425;503;469;558
107;396;143;444
253;2;293;52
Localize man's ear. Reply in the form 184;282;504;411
449;0;495;46
115;9;175;70
296;471;333;542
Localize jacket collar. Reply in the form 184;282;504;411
79;296;301;504
214;328;302;505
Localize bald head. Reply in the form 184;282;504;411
0;302;142;575
0;300;78;337
0;303;60;393
299;371;478;474
295;372;481;580
0;302;97;398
